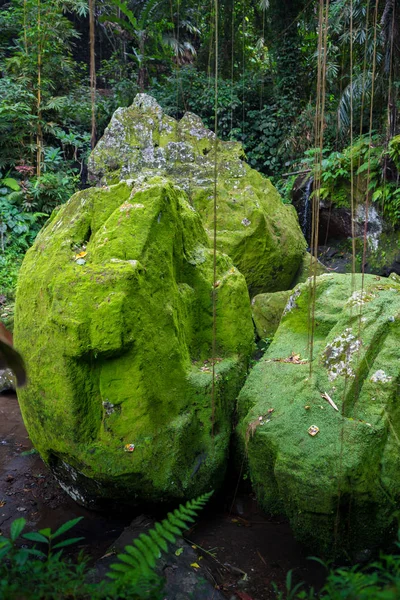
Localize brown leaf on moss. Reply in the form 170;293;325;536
273;352;308;364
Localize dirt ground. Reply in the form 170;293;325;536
0;391;326;599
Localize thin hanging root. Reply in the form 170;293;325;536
89;0;96;149
321;392;338;412
210;0;218;437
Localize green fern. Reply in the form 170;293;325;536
107;491;213;583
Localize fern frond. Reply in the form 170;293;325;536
160;519;181;537
132;537;157;570
107;492;212;583
138;533;161;559
116;553;138;567
148;528;168;553
108;562;130;573
122;544;152;576
177;503;198;518
154;520;175;544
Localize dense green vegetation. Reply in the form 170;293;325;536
0;0;399;310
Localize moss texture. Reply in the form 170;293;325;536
291;251;328;287
14;178;254;507
251;290;291;340
237;273;400;556
88;94;306;296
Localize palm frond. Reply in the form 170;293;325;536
338;70;373;129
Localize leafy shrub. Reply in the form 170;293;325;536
275;539;400;599
0;492;212;599
287;136;400;225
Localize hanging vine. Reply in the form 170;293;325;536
89;0;97;150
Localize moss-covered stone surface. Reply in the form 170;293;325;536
88;94;306;295
291;251;328;287
251;290;291;340
237;273;400;556
14;178;254;507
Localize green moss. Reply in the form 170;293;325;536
236;273;400;556
88;94;307;295
14;179;254;507
251;290;291;339
291;251;328;287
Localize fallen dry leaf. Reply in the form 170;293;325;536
273;352;308;364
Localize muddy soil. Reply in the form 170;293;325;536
0;391;326;599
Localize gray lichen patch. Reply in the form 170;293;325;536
346;289;375;307
283;287;301;315
323;327;361;381
370;369;392;383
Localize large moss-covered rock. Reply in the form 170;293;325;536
88;94;306;295
14;178;254;507
237;273;400;556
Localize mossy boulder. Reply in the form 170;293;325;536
14;178;254;507
237;273;400;556
251;290;290;340
88;94;306;295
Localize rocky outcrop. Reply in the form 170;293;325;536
237;273;400;556
88;94;306;295
14;178;254;507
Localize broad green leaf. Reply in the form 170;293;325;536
52;536;84;550
38;528;52;538
10;518;26;541
2;178;20;191
22;532;49;544
27;548;47;558
53;516;83;539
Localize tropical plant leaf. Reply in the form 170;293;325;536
53;517;83;539
10;518;26;541
22;532;49;544
52;537;85;550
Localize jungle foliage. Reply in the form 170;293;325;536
0;0;399;294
